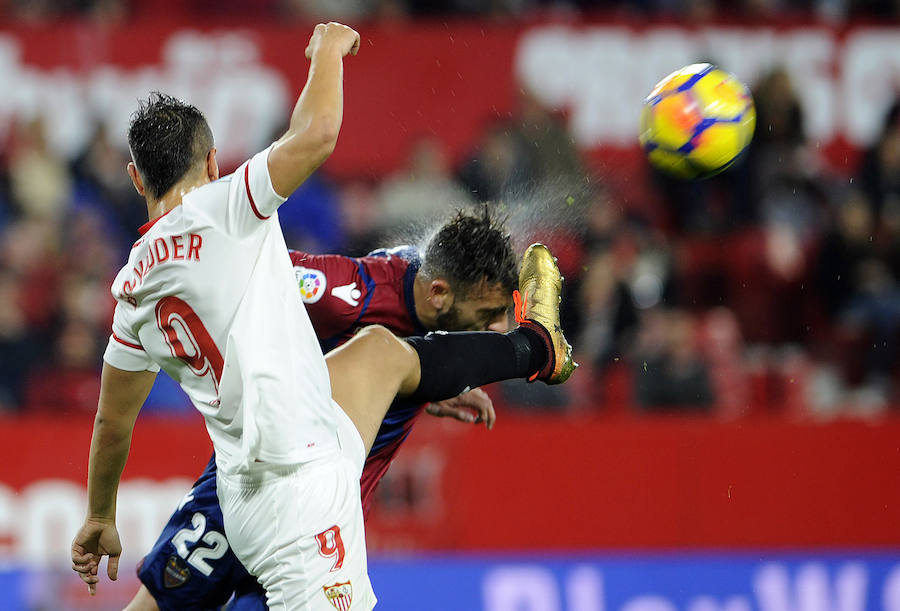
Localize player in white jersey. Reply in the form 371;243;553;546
70;22;373;610
71;21;576;610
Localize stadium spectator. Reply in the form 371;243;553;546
460;89;589;226
814;188;900;401
877;197;900;283
275;171;346;254
577;248;638;369
0;270;35;410
507;90;588;201
727;224;815;346
60;209;121;285
698;307;750;419
748;68;827;239
632;307;715;411
22;318;101;415
8;117;71;222
2;218;61;333
338;179;382;256
858;100;900;217
459;122;531;203
815;190;877;320
71;123;147;245
375;136;473;234
841;258;900;392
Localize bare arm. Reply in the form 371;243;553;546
86;363;157;517
72;363;157;594
268;22;360;198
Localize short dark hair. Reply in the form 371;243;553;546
127;92;214;200
422;205;518;296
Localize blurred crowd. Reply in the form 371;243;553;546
0;11;899;421
2;0;900;22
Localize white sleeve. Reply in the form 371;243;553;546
103;305;161;373
228;145;288;235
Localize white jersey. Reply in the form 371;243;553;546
103;147;339;474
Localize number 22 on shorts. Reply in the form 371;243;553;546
171;512;229;577
315;525;345;571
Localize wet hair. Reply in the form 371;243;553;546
127;92;214;200
422;205;518;296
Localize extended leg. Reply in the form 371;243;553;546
326;324;545;453
327;243;575;455
326;325;422;454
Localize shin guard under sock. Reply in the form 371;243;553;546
404;327;549;403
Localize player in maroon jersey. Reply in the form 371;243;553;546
126;206;519;611
294;208;517;517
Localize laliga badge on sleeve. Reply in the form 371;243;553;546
323;580;352;610
295;266;327;304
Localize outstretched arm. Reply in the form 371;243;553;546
71;363;156;595
268;22;360;198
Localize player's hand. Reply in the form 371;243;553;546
305;22;360;60
426;388;496;430
71;517;122;596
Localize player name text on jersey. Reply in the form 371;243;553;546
122;233;204;303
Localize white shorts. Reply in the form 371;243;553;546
217;402;375;610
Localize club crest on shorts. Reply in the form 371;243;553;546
322;580;352;610
163;555;190;589
295;266;326;303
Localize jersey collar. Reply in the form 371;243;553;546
402;257;428;336
138;207;176;236
368;246;428;336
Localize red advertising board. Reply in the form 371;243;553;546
1;18;898;181
7;410;900;561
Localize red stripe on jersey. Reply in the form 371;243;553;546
112;333;144;351
245;163;269;220
138;207;176;236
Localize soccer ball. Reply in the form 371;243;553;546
639;63;756;180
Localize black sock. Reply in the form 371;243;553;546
404;328;549;403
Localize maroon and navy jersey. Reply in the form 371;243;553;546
289;245;429;517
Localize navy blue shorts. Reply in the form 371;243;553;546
224;581;269;610
138;455;266;611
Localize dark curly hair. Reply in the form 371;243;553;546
422;205;517;296
127;92;214;200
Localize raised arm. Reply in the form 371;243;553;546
268;22;360;198
71;363;157;595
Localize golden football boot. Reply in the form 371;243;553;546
513;243;577;385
